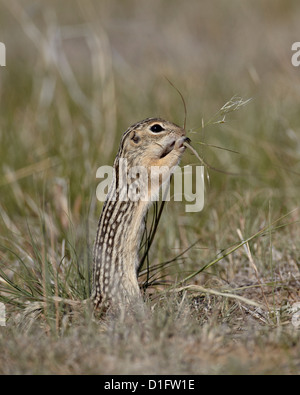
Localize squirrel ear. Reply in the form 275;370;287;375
131;131;141;144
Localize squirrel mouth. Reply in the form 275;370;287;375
159;137;191;159
160;141;175;158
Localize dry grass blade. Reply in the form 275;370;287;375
183;141;241;176
170;284;263;309
219;96;252;116
0;157;60;187
165;77;187;130
175;209;299;286
237;228;270;310
194;141;240;155
206;96;252;126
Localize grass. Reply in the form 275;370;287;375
0;0;300;374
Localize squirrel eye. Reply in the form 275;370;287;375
150;124;165;133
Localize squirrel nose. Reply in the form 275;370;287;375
184;137;191;144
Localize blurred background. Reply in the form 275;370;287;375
0;0;299;288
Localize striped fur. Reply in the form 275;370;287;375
92;118;186;308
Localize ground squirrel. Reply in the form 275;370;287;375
92;118;187;309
